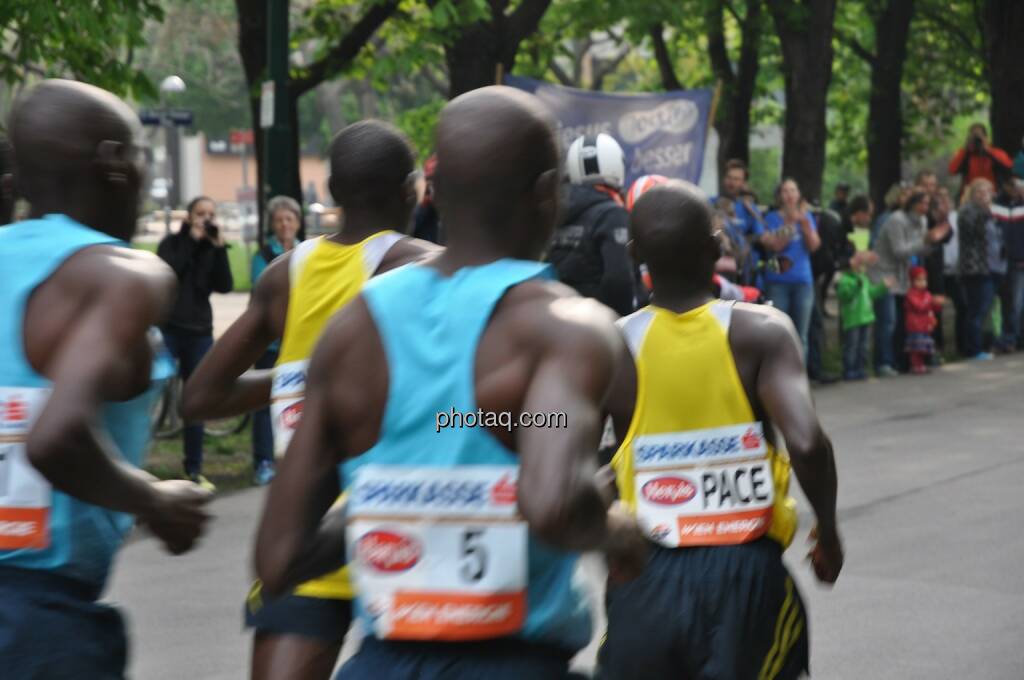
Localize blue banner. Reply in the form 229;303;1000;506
505;75;713;188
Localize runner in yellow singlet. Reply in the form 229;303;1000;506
182;120;439;680
598;181;844;680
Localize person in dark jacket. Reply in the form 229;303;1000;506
157;195;233;489
546;133;635;316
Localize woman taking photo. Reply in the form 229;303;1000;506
762;178;821;355
248;196;301;485
157;196;233;490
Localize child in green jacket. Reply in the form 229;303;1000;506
837;251;892;380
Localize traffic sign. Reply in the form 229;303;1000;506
138;109;194;127
230;129;254;146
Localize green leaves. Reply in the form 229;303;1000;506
0;0;163;97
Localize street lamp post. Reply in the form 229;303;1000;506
159;75;186;235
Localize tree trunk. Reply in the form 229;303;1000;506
983;0;1024;154
235;0;269;230
866;0;915;214
650;24;683;91
445;0;553;97
446;23;503;97
705;0;762;166
767;0;838;203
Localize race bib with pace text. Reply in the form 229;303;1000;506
0;387;52;550
633;422;774;548
347;465;527;641
270;360;307;458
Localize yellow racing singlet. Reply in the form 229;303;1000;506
269;230;404;600
611;300;797;549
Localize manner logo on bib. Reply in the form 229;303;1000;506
641;476;696;506
358;530;422;573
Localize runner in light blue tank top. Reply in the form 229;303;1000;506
346;259;592;651
0;215;173;584
0;78;213;679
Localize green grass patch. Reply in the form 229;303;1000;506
145;427;256;492
133;240;258;292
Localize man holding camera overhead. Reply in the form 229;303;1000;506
157;195;233;491
949;123;1013;201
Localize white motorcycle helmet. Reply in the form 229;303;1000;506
566;133;626;190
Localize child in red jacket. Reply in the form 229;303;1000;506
905;266;946;374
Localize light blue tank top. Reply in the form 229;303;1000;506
344;258;592;652
0;214;173;589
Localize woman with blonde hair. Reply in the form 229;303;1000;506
957;177;998;359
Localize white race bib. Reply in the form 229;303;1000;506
0;387;52;550
347;465;527;641
633;423;774;548
270;360;307;458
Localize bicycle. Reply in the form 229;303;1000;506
151;373;250;440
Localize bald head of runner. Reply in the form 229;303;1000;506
328;120;416;232
9;79;144;241
434;86;560;260
631;180;719;293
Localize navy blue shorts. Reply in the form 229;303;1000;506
598;539;809;680
336;636;576;680
244;582;353;644
0;566;128;679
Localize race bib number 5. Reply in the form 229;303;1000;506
347;465;527;641
270;360;307;458
633;423;774;548
0;387;52;550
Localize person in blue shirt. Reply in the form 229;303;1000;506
248;195;302;485
0;79;212;679
762;178;822;355
715;159;765;286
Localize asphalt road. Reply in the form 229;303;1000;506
107;351;1024;679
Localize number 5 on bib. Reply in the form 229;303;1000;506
347;465;527;641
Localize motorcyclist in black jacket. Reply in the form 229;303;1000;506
546;133;636;316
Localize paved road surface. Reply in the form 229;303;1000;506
110;298;1024;678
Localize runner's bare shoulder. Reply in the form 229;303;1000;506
378;236;443;273
495;278;624;359
728;301;803;359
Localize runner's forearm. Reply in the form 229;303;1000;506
182;369;272;421
788;432;838;535
272;504;347;591
27;415;159;518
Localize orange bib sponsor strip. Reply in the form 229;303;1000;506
390;590;526;640
676;507;773;546
0;507;49;549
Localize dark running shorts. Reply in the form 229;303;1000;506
598;538;809;680
336;636;576;680
0;566;128;679
244;581;353;644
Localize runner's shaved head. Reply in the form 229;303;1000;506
328;120;415;212
434;86;561;258
9;79;144;238
11;79;140;203
631;180;718;288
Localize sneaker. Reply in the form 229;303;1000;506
876;365;899;378
970;352;994;361
254;461;276;487
188;474;217;493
